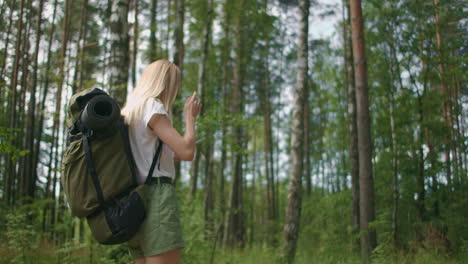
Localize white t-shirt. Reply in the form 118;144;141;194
128;98;175;184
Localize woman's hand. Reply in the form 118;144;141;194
184;91;201;121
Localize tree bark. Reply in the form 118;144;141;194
343;0;360;243
349;0;377;261
218;0;231;244
283;0;309;262
109;0;130;107
23;0;45;201
0;0;15;80
223;0;245;248
172;0;185;184
5;0;26;205
71;0;89;94
149;0;158;61
433;0;452;187
132;0;139;87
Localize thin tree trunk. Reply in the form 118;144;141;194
132;0;139;88
24;0;45;201
149;0;158;61
204;143;214;237
218;0;231;245
5;0;26;205
19;0;34;200
386;21;400;246
350;0;377;261
433;0;452;186
166;0;171;59
36;0;58;205
258;1;277;244
344;0;359;243
224;0;245;248
109;0;130;107
49;0;73;208
0;0;16;80
71;0;89;94
173;0;184;70
172;0;185;184
283;0;309;262
250;135;257;247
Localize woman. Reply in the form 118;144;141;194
121;59;201;264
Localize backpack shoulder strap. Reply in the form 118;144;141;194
118;119;138;186
82;133;106;208
145;139;163;184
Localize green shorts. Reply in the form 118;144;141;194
127;181;185;259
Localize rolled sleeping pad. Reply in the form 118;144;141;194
81;94;120;131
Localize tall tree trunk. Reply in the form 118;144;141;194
386;20;401;246
109;0;130;107
258;0;277;245
166;0;171;59
71;0;89;94
18;0;34;201
36;0;59;208
190;0;213;201
173;0;184;70
23;0;45;201
350;0;377;261
204;143;214;237
283;0;309;262
389;86;398;245
49;0;73;206
223;0;245;248
172;0;185;184
433;0;452;186
6;0;26;205
149;0;158;61
218;0;231;244
343;0;359;243
198;0;215;236
0;0;15;80
132;0;139;88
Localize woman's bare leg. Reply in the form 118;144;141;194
135;257;145;264
145;248;181;264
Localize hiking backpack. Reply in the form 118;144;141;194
61;87;162;245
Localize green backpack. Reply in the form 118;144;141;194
61;87;162;245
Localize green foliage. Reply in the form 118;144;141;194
0;127;29;161
5;211;39;264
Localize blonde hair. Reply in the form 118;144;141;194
121;59;181;126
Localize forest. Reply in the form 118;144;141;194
0;0;467;263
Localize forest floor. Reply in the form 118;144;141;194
0;239;466;264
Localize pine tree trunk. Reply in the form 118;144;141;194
149;0;158;61
132;0;139;87
5;0;26;205
36;0;58;208
0;0;15;80
343;0;360;243
71;0;89;94
258;2;277;243
109;0;130;107
172;0;185;184
386;22;401;246
23;0;45;201
173;0;184;70
349;0;377;261
433;0;452;186
218;0;231;244
283;0;309;262
224;0;245;248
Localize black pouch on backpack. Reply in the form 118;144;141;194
87;185;148;245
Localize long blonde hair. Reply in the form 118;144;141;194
121;59;181;126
